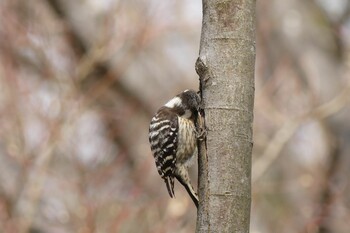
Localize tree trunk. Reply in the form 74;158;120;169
195;0;256;232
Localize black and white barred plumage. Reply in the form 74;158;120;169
149;90;200;208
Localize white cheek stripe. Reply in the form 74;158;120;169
165;97;182;108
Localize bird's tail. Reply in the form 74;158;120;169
164;177;175;198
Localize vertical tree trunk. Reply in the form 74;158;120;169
196;0;256;232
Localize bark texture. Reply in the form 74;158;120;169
196;0;256;232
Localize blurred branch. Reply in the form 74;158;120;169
253;118;299;182
314;138;340;233
45;0;153;117
311;0;350;60
311;82;350;119
300;135;341;233
15;115;72;232
45;0;154;168
253;78;350;182
46;0;86;55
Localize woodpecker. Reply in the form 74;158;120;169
149;89;200;208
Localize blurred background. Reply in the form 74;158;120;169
0;0;349;232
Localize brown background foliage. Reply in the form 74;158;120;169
0;0;349;232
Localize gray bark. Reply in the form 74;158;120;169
195;0;256;232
